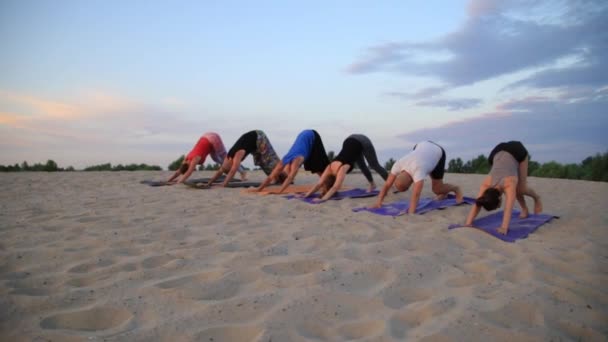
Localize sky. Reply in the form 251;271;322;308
1;0;606;169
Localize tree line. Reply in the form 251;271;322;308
0;160;161;172
2;151;606;182
446;152;608;182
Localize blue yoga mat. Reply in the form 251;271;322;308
184;181;261;189
448;211;558;242
352;194;475;216
285;188;380;203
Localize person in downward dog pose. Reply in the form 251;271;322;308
302;134;390;201
369;140;463;214
208;130;286;187
251;129;330;194
465;141;542;235
167;132;247;184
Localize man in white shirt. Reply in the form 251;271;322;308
370;141;463;214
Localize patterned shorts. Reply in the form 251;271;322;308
253;130;280;175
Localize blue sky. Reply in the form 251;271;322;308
1;0;606;169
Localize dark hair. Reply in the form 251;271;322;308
179;163;189;174
321;174;337;196
276;172;288;184
475;188;501;211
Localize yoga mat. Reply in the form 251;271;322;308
141;176;240;187
352;194;475;216
448;211;558;242
184;181;262;189
286;188;379;203
252;184;316;195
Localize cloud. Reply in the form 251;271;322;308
414;98;482;111
347;0;608;96
395;93;608;163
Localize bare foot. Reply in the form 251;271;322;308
240;172;248;181
367;183;376;192
497;226;508;235
519;207;529;219
534;197;543;214
434;194;447;201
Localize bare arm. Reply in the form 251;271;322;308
277;157;303;194
167;168;182;183
407;180;424;214
177;156;200;183
222;150;245;187
465;176;491;226
303;166;331;198
252;162;284;192
498;178;517;235
319;165;348;201
370;173;396;208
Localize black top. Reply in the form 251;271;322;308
489;141;528;165
228;131;258;158
303;130;330;173
334;137;363;173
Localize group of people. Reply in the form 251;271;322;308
168;130;542;234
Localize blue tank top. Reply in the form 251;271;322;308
282;130;315;165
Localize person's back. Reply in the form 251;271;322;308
392;141;443;182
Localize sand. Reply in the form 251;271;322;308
0;170;606;341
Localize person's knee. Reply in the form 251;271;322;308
431;180;444;194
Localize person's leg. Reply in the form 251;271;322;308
517;156;542;214
430;148;463;202
359;135;389;180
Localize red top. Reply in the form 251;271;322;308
186;136;211;164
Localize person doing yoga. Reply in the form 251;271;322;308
167;132;247;184
302;134;390;201
370;141;463;214
208;130;286;187
252;129;330;194
465;141;542;235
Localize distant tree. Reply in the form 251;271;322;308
168;155;185;171
42;160;59;172
384;158;396;171
21;161;30;171
204;163;221;171
447;158;464;173
65;166;75;172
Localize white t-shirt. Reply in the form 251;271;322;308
391;141;443;182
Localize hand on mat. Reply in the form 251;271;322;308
368;202;382;209
312;198;326;204
244;188;259;193
497;226;508;235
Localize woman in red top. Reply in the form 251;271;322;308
167;133;247;183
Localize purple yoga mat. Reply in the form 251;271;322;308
448;211;558;242
285;188;380;203
352;194;475;216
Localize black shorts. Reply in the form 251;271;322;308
489;141;528;165
303;130;330;174
430;147;446;180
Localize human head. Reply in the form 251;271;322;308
475;188;501;211
179;162;189;174
320;174;336;196
221;158;232;173
394;172;413;192
276;172;288;184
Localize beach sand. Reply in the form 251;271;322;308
1;171;606;341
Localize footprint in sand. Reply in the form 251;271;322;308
40;307;132;332
195;325;262;342
261;259;326;276
337;320;385;340
68;259;115;274
141;254;176;269
155;271;243;301
382;287;433;309
389;297;457;339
